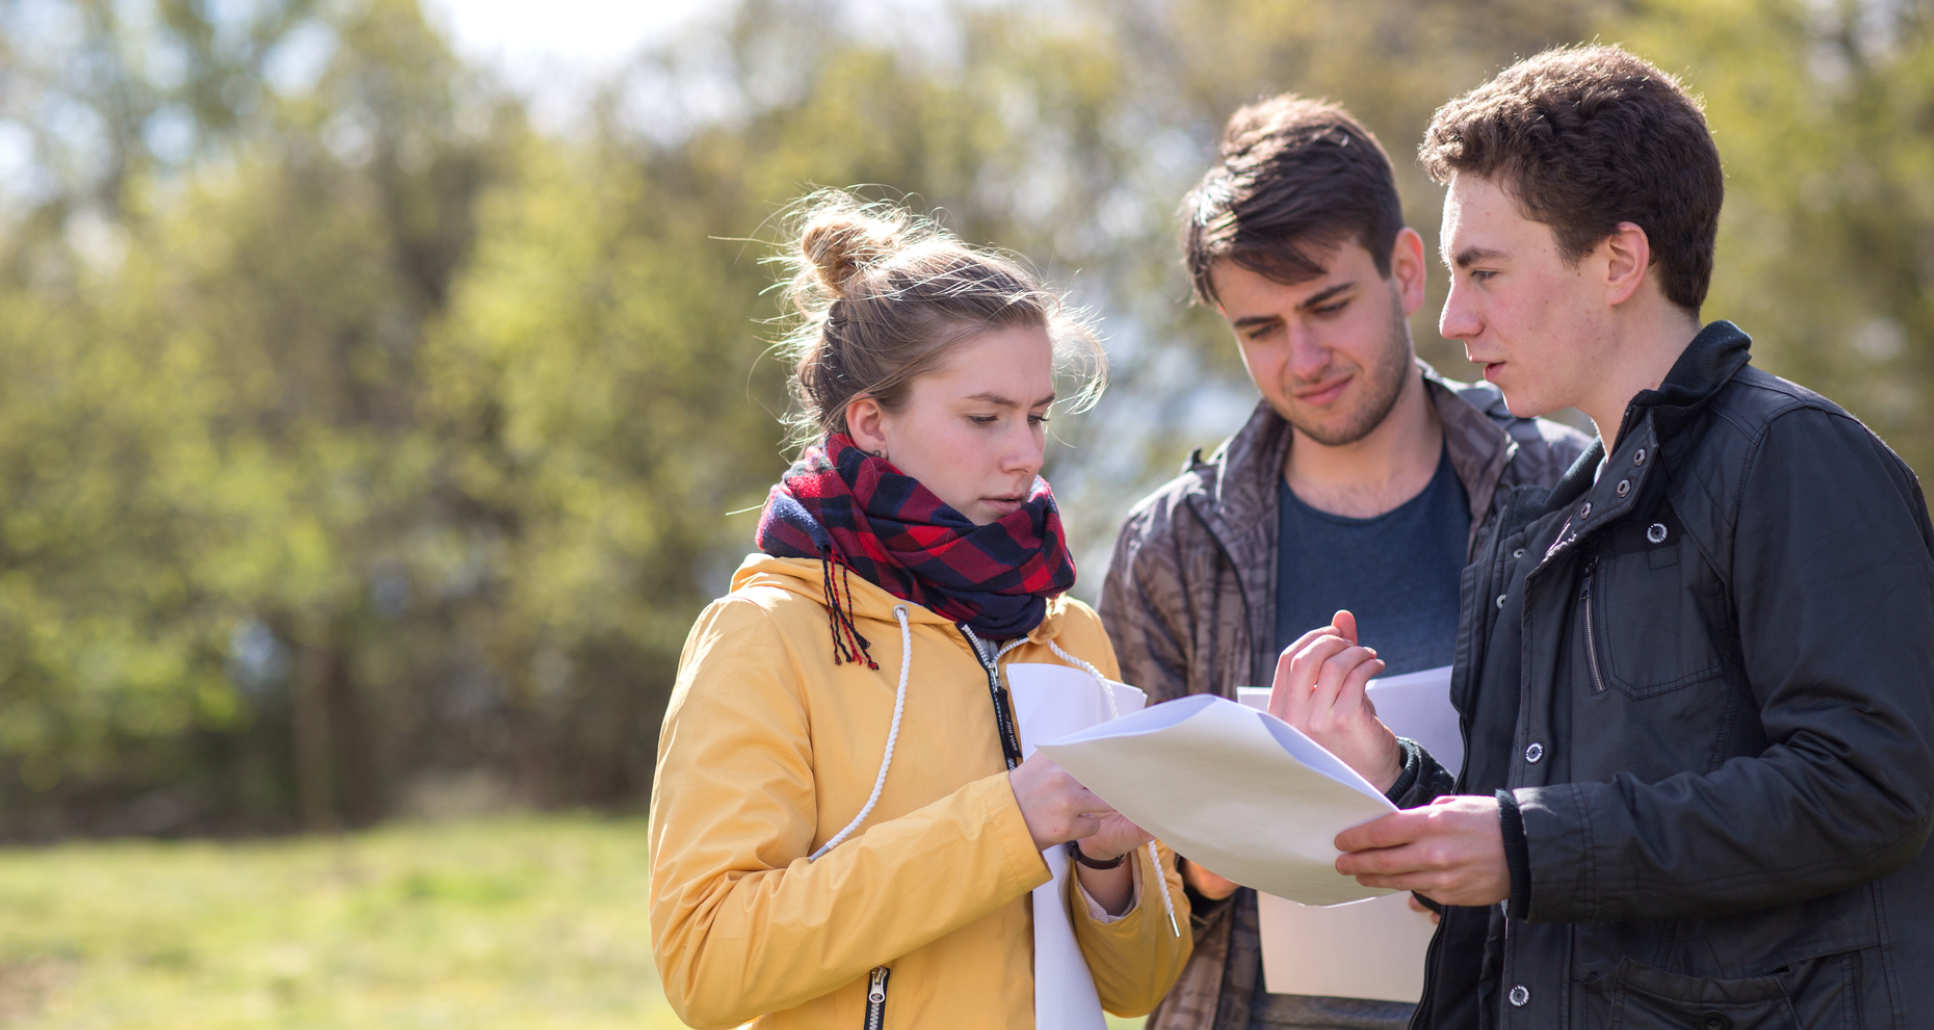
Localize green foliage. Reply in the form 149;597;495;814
0;0;1929;836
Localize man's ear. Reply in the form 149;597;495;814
844;395;887;456
1602;221;1652;306
1389;227;1429;317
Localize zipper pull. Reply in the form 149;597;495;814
864;965;891;1029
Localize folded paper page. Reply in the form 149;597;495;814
1037;693;1394;907
1237;665;1456;1002
1007;663;1147;1030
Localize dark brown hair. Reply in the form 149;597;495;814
1419;44;1723;313
1181;94;1405;306
775;190;1104;451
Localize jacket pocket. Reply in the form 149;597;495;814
1587;515;1724;699
1605;957;1797;1030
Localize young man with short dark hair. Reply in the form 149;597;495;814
1275;45;1934;1029
1101;93;1586;1030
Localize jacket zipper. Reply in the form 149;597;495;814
862;965;890;1029
1580;558;1607;695
959;627;1025;770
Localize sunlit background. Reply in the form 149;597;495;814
1;0;1928;1023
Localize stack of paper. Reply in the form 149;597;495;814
1037;692;1395;907
1038;666;1461;1002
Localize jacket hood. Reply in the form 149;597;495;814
728;553;1078;645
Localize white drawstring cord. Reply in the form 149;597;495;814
810;604;913;861
1045;639;1183;939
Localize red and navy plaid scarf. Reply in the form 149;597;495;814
755;433;1076;667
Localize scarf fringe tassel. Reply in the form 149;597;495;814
819;551;878;669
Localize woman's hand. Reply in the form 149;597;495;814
1008;753;1122;851
1075;810;1152;863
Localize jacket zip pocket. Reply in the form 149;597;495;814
1580;558;1608;695
863;965;890;1029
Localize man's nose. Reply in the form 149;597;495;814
1439;281;1480;340
1285;322;1330;379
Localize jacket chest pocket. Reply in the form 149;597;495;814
1599;957;1801;1030
1584;512;1725;699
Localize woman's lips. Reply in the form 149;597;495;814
983;497;1024;518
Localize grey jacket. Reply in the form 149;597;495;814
1403;322;1934;1030
1099;364;1588;1028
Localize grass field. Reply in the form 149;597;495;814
0;814;1149;1028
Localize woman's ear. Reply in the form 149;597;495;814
844;395;888;458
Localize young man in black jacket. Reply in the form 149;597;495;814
1271;44;1934;1029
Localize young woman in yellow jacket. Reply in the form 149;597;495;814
649;191;1191;1028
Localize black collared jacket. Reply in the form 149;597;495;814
1402;322;1934;1030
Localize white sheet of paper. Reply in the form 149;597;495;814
1037;693;1395;907
1236;665;1456;1002
1007;663;1146;1030
1366;665;1462;778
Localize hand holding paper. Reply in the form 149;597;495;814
1037;693;1397;906
1007;752;1118;850
1335;794;1510;907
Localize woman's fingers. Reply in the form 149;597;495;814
1009;754;1123;848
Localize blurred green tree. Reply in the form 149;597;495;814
0;0;1927;837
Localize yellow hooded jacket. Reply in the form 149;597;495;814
650;554;1191;1028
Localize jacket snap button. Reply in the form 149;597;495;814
1524;742;1544;763
1647;522;1669;544
1699;1014;1732;1030
1511;547;1525;559
1614;479;1630;497
1508;984;1529;1007
1633;447;1647;465
1496;593;1508;610
1578;501;1592;519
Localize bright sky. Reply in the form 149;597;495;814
422;0;715;79
418;0;722;129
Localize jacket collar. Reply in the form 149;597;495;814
1540;321;1752;546
1612;320;1753;447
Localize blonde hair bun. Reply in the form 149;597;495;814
798;208;901;298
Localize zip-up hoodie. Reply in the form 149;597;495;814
650;553;1192;1028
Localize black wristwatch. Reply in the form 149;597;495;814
1066;841;1127;869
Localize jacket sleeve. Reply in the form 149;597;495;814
648;597;1051;1029
1517;408;1934;923
1051;612;1194;1014
1071;839;1194;1015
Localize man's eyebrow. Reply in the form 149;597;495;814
1295;282;1354;311
965;391;1057;407
1449;245;1507;268
1228;282;1356;330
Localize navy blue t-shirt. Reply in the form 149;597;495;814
1273;444;1470;674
